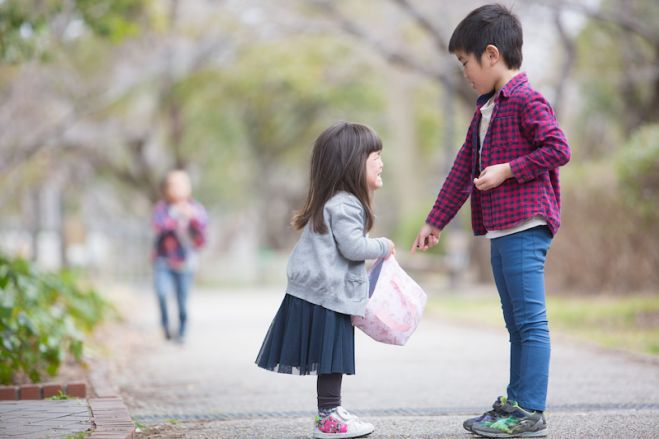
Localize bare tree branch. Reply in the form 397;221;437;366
388;0;447;52
310;0;474;105
66;136;161;202
552;8;577;116
534;0;658;128
317;2;436;77
530;0;659;46
0;100;88;173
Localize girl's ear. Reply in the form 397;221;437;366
485;44;500;66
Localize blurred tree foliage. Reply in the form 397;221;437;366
174;37;387;247
617;124;659;221
542;0;659;292
571;0;659;159
1;1;657;289
0;0;145;63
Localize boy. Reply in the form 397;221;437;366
411;4;570;438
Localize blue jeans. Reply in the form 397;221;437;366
490;226;552;411
154;258;192;338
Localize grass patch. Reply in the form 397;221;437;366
133;419;149;434
48;390;70;400
427;292;659;355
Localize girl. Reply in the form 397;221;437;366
255;122;395;438
152;169;208;342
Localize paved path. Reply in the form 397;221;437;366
0;400;91;438
0;396;136;438
106;286;659;438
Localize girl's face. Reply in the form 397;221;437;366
165;172;192;203
366;151;383;191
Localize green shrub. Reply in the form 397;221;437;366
552;124;659;292
617;123;659;221
0;255;111;384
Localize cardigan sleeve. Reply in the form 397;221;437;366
329;197;390;262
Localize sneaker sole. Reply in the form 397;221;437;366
471;428;547;438
464;421;494;433
313;427;375;439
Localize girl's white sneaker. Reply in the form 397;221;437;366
313;406;374;438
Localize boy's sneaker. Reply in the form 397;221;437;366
471;402;547;438
463;396;512;432
313;406;374;438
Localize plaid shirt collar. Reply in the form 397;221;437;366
476;72;528;107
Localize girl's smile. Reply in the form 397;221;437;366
366;151;384;191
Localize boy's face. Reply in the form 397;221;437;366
455;50;497;95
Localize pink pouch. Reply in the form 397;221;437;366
352;256;427;346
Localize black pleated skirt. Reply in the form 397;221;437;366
255;294;355;375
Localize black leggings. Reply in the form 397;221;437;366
317;373;342;410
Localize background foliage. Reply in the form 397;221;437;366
0;255;111;384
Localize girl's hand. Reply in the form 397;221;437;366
384;239;396;259
411;224;441;253
474;163;513;191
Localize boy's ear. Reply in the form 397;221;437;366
484;44;500;66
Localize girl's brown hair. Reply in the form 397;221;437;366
292;122;382;234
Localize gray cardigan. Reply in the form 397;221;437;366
286;191;391;317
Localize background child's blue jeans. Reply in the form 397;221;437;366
490;226;552;412
154;258;192;338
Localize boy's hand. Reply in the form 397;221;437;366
474;163;513;191
411;224;441;254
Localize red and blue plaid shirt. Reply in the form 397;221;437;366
426;73;571;236
152;199;208;270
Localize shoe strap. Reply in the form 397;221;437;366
336;406;357;420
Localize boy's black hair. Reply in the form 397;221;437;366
448;4;523;69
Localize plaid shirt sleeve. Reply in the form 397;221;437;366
188;201;208;248
425;121;476;230
509;94;571;183
152;200;208;247
152;201;177;233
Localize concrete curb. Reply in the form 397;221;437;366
88;362;136;438
89;397;136;439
